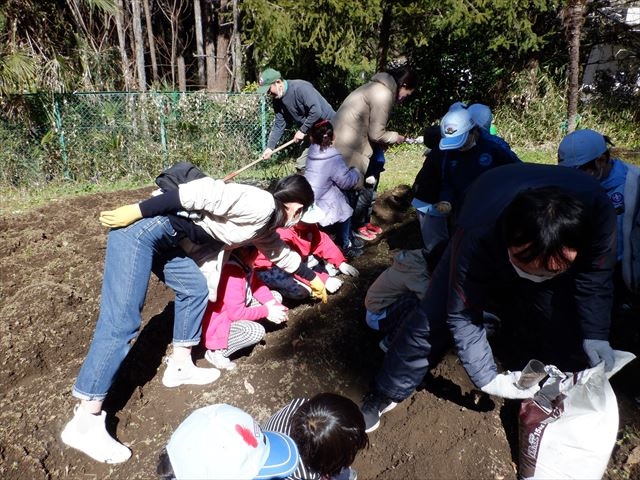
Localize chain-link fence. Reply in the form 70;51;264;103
0;92;299;187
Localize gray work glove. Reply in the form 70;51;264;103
480;372;540;399
583;339;614;371
338;262;359;277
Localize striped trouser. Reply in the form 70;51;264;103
218;320;265;357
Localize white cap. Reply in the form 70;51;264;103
167;404;299;479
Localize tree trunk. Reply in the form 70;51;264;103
178;55;187;92
194;0;206;88
130;0;147;91
377;0;393;71
142;0;159;84
563;0;587;133
115;0;133;90
231;0;243;91
213;0;230;92
205;0;216;90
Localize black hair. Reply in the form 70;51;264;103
290;393;369;477
269;174;315;228
309;120;334;150
502;187;588;269
386;66;418;90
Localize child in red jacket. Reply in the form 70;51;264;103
202;246;288;370
254;205;359;300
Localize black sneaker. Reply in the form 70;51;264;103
343;246;364;259
350;235;365;249
360;391;397;433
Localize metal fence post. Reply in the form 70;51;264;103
156;93;168;167
53;94;70;179
261;95;267;150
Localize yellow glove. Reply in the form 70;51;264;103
309;276;328;303
99;203;142;228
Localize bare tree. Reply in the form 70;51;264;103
114;0;133;90
130;0;147;91
205;1;216;90
376;0;393;71
158;0;189;89
562;0;588;133
142;0;159;84
214;0;230;92
231;0;243;91
194;0;206;88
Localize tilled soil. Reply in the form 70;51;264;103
0;185;638;480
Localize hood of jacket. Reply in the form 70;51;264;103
370;72;398;96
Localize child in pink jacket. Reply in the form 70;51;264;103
202;246;288;370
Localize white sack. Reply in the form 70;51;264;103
518;350;636;480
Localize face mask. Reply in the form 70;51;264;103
509;260;558;283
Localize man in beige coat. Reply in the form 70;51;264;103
332;68;417;240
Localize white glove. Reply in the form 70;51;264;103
338;262;359;277
324;276;344;293
480;372;540;399
325;263;339;276
266;303;288;324
583;339;614;371
262;148;273;159
365;175;376;185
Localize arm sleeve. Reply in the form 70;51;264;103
367;86;400;144
573;197;617;340
446;229;498;388
250;272;277;304
412;153;442;204
330;159;362;191
297;85;325;134
221;265;269;321
313;230;346;266
294;262;316;281
267;103;287;149
138;189;182;217
255;231;303;275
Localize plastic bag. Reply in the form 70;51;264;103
518;350;636;479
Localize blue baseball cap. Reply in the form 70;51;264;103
558;129;608;168
167;404;299;480
467;104;493;130
439;108;476;150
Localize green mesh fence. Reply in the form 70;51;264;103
0;91;290;187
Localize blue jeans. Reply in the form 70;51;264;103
73;217;208;401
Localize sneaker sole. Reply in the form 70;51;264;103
353;232;376;241
364;419;380;433
162;369;221;388
363;401;398;433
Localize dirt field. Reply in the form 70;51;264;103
1;184;639;480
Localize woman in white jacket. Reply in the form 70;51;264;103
61;174;326;464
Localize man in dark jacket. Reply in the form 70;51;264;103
258;68;335;161
362;163;617;432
